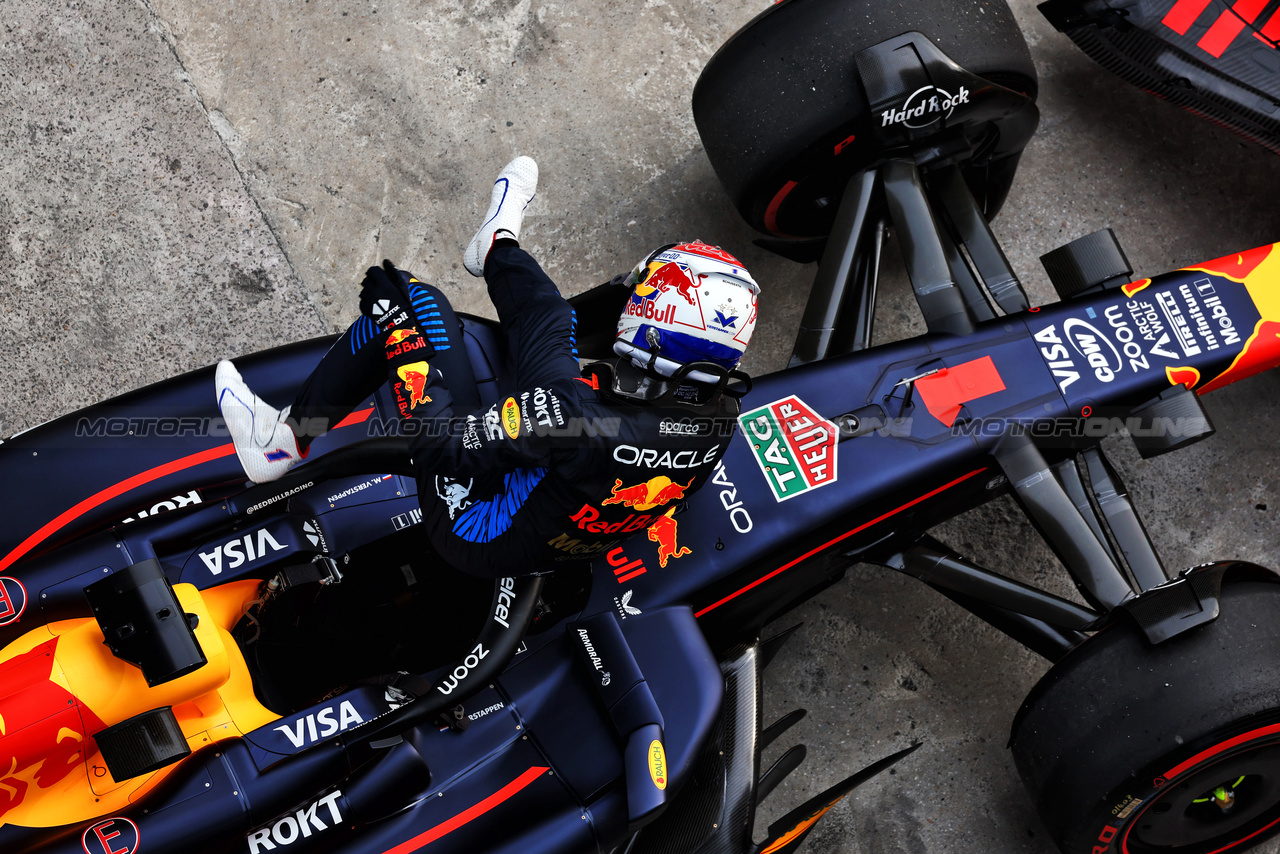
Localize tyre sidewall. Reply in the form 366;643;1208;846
1010;580;1280;853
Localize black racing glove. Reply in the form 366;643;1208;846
359;259;415;331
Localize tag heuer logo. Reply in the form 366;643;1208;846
739;395;838;502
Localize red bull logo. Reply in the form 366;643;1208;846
1167;365;1201;389
647;507;690;568
386;328;427;360
601;476;692;512
396;361;432;411
385;328;418;347
633;261;700;308
0;640;107;823
1182;245;1280;393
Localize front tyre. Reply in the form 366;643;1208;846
1010;578;1280;853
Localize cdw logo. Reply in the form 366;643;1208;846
1163;0;1280;57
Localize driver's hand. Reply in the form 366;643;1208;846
359;259;414;330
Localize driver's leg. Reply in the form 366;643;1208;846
218;279;477;483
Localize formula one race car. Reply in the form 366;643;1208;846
1040;0;1280;153
2;2;1279;854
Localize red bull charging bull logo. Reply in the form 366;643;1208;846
625;262;700;325
395;361;432;413
601;476;692;512
0;640;107;823
647;507;690;568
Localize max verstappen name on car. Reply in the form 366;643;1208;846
326;476;388;505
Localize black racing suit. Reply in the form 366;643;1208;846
291;245;737;578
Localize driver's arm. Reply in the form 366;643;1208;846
406;374;610;480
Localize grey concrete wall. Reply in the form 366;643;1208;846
1;1;1278;851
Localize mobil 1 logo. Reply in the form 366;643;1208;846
739;395;838;502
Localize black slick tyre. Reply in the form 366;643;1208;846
692;0;1038;238
1010;579;1280;854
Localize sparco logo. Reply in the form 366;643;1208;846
881;85;970;128
247;790;343;854
659;420;701;436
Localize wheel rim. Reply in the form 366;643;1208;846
1124;741;1280;852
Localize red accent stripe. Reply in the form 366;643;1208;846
618;568;647;584
1255;2;1280;42
1122;722;1280;853
763;181;799;237
0;407;376;572
694;468;987;618
381;766;549;854
1163;0;1214;34
0;444;236;572
1123;721;1280;854
1161;722;1280;780
334;407;375;429
1198;0;1270;56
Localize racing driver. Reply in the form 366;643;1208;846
215;156;761;578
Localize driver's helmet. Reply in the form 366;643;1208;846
613;241;759;386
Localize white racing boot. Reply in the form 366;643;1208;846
216;360;302;483
462;155;538;276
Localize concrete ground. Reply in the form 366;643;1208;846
2;1;1279;852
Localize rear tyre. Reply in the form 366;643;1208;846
693;0;1037;237
1010;579;1280;853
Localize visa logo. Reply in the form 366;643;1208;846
273;700;364;748
199;529;287;575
